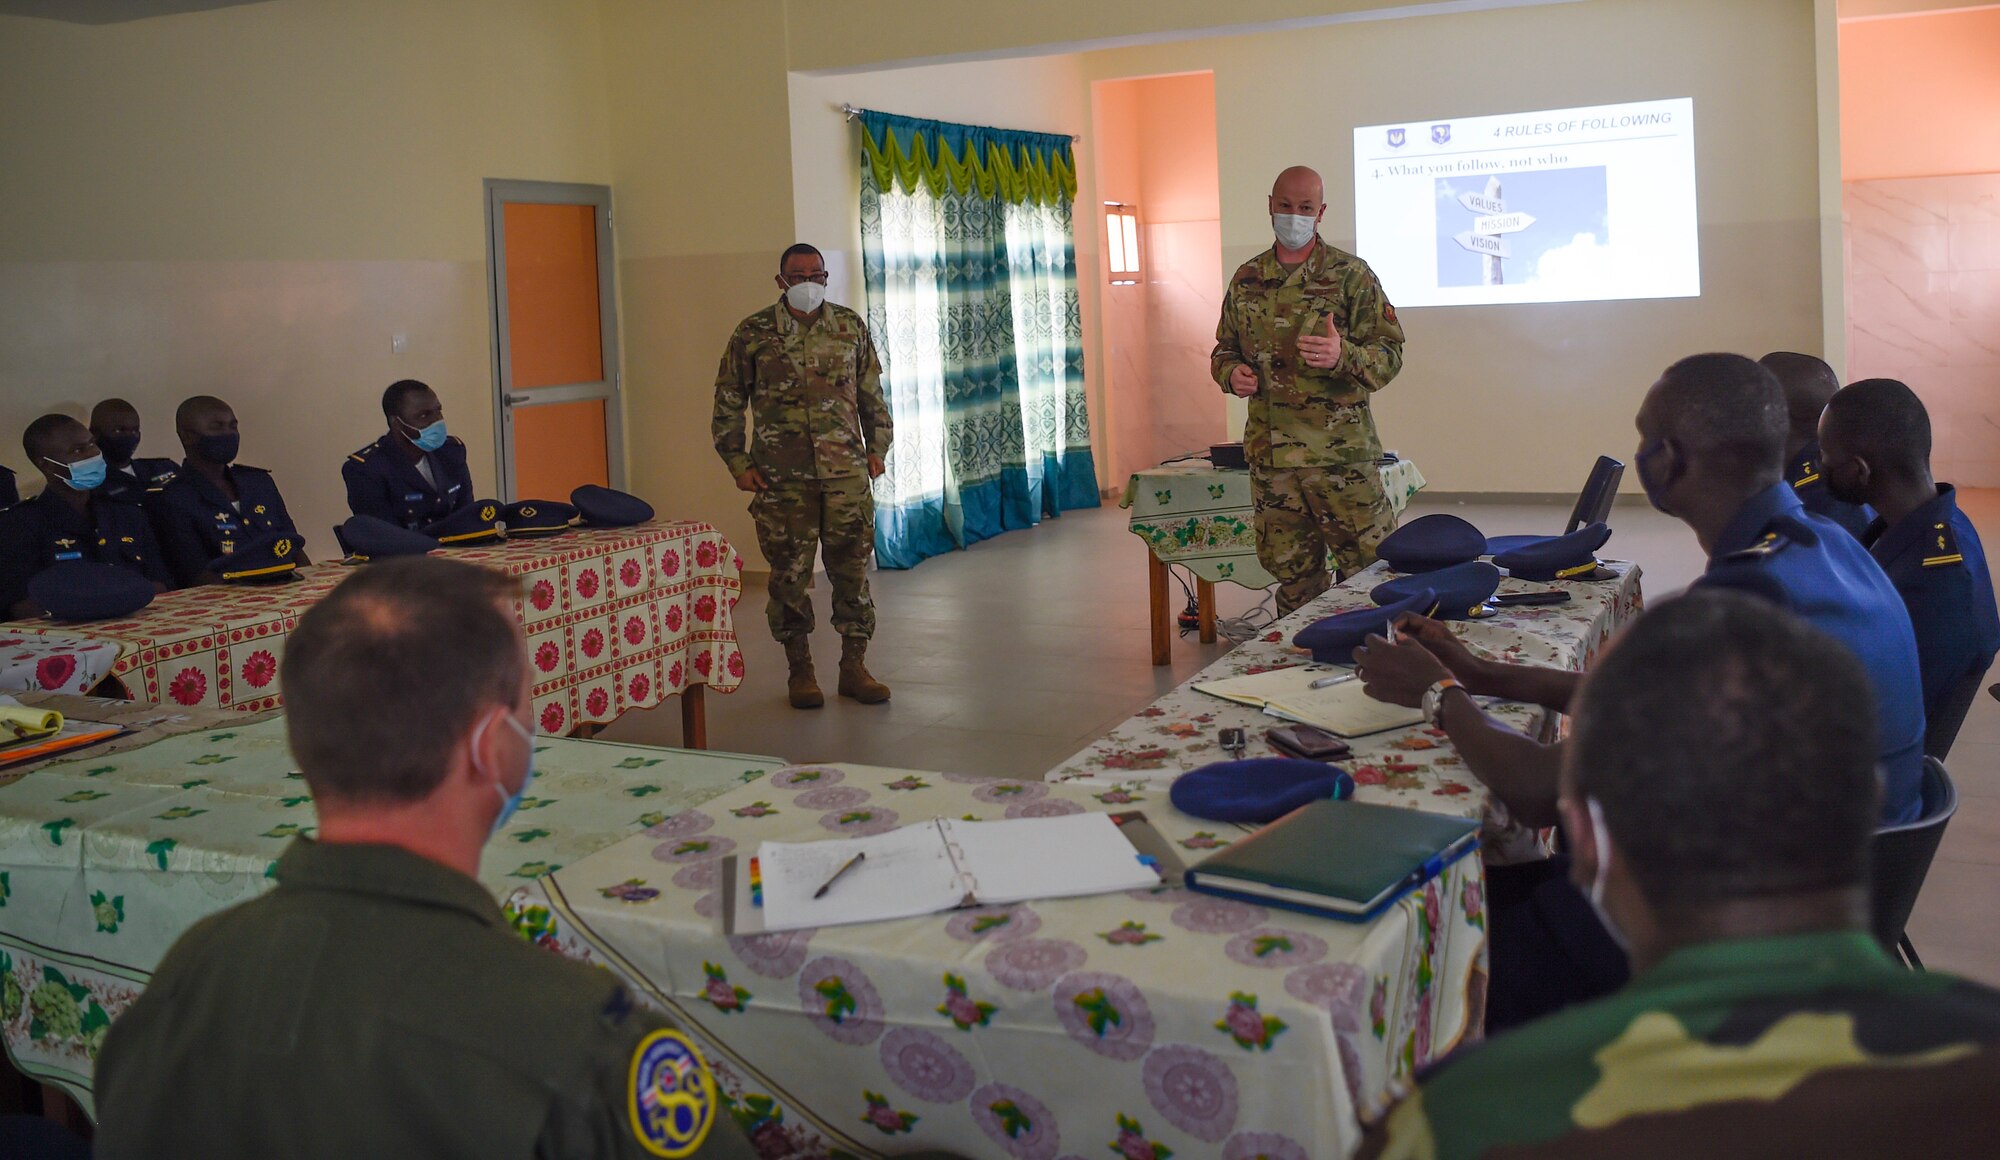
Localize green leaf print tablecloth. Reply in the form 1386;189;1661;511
1122;458;1428;588
0;714;783;1115
505;763;1487;1160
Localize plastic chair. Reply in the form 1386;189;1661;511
1870;756;1957;969
1925;668;1986;761
1486;456;1626;555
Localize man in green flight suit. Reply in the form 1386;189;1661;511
92;557;760;1160
1213;165;1406;616
1355;589;2000;1159
714;243;893;709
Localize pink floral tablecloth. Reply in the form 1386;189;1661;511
0;522;745;732
0;637;121;697
507;763;1489;1159
1048;560;1644;861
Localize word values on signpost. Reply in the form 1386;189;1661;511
1452;177;1535;287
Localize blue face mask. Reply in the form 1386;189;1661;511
486;714;537;838
47;453;107;492
400;417;449;454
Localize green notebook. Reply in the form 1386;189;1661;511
1184;799;1480;922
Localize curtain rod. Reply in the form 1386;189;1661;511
839;103;1081;142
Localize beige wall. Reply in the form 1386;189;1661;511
0;0;613;549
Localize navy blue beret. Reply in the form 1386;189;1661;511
571;485;654;527
500;499;578;538
1494;522;1612;581
1377;514;1487;573
1170;758;1355;824
1292;589;1439;664
1372;560;1500;620
209;530;303;583
30;561;155;621
423;499;505;546
337;515;438;560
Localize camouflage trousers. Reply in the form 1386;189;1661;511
1250;462;1393;616
749;476;876;643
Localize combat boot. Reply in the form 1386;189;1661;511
783;638;823;709
837;636;891;704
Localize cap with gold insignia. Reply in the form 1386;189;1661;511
1377;513;1487;573
30;561;156;621
209;530;302;583
572;485;654;528
422;500;505;546
1371;560;1500;619
500;499;578;539
1493;522;1613;582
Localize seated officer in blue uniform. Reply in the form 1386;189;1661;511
152;395;310;587
1761;351;1872;539
1349;352;1927;1033
1821;377;1999;753
342;379;474;530
90;397;179;506
0;414;171;619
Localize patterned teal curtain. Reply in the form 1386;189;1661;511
857;110;1099;570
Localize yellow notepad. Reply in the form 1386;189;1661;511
1193;666;1425;737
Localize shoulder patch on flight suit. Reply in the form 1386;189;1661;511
1923;521;1963;568
628;1029;717;1158
1724;532;1792;563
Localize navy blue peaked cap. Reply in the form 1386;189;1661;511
572;485;654;527
30;561;155;621
1494;522;1612;581
1293;589;1438;664
1371;560;1500;620
423;500;505;546
1377;514;1487;573
337;515;438;560
210;530;303;583
501;499;578;538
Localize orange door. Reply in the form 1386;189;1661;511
486;182;622;501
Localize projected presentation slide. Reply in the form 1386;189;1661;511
1353;97;1698;307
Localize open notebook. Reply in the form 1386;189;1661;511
1194;666;1425;737
755;813;1159;932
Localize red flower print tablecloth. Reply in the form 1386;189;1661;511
510;764;1488;1159
0;522;745;732
0;637;122;697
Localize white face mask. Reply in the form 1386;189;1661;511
1272;213;1317;251
1585;797;1630;952
785;280;827;313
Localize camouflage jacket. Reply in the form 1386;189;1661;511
1356;930;2000;1159
713;300;892;482
1211;238;1404;468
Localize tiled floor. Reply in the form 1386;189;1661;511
603;491;1998;985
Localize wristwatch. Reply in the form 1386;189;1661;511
1422;678;1463;726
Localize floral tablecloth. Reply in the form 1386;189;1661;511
1049;560;1644;861
0;521;745;734
1123;459;1428;588
0;637;122;697
0;714;784;1115
508;763;1488;1160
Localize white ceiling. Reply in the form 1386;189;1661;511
0;0;271;23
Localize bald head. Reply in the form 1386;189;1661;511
90;398;138;430
1758;352;1840;449
1271;166;1325;202
175;394;231;431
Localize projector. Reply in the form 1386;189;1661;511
1209;442;1247;470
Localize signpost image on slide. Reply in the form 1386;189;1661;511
1354;97;1698;308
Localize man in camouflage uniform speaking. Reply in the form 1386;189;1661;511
1213;165;1406;615
714;243;893;709
1355;589;2000;1159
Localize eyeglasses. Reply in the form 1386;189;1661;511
783;272;830;285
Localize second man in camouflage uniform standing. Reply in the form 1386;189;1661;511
1213;165;1406;615
714;244;893;708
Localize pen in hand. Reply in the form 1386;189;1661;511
813;851;866;899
